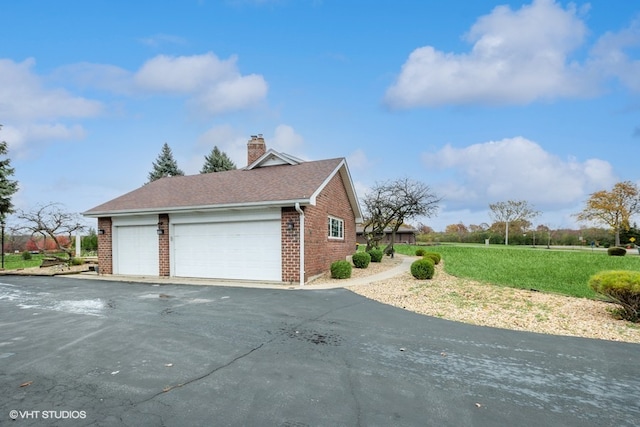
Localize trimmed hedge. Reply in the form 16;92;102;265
607;247;627;257
423;252;441;265
352;251;371;269
330;260;352;279
589;270;640;322
411;258;435;280
415;248;426;257
367;248;384;263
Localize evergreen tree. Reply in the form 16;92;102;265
148;143;184;183
200;146;237;173
0;126;18;221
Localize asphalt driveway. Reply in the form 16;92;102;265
1;276;639;427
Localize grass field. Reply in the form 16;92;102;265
393;244;640;299
0;253;57;270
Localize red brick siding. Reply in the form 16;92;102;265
303;173;356;281
97;217;113;274
158;214;170;276
281;208;301;283
247;136;266;165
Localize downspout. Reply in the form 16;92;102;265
295;202;305;287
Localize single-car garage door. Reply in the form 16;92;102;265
113;224;159;276
172;211;282;281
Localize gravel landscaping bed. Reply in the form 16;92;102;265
314;255;640;344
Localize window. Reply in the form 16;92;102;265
328;216;344;239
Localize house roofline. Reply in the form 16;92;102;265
310;159;363;222
83;198;313;218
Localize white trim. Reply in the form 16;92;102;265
295;202;305;287
328;215;344;240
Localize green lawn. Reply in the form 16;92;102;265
393;244;640;299
0;253;62;270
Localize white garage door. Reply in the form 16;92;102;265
114;225;159;276
172;218;281;281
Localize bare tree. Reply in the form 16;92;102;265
489;200;539;245
15;203;86;258
362;178;441;254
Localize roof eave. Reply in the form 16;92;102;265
83;198;313;218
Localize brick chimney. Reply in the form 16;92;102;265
247;134;266;165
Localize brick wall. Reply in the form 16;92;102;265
303;173;356;281
158;213;170;276
281;207;300;283
247;135;266;165
97;217;113;274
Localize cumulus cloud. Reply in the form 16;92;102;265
347;149;373;171
0;58;103;120
588;18;640;92
385;0;613;108
271;124;305;155
422;137;617;211
135;53;268;114
0;58;102;157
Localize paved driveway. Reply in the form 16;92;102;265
1;276;639;427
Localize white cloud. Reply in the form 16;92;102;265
588;18;640;92
135;53;268;114
385;0;596;108
347;149;376;171
0;58;103;120
422;136;617;211
271;124;304;155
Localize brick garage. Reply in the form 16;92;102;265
84;136;362;285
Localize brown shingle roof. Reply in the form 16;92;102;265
84;158;346;216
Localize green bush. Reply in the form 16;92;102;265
352;251;371;269
368;248;384;263
424;252;441;265
330;260;352;279
21;251;32;260
415;248;426;257
411;258;435;280
70;257;84;266
607;247;627;256
589;270;640;322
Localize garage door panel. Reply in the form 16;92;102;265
173;220;281;281
115;225;158;276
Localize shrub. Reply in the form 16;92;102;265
411;258;435;280
607;247;627;257
330;260;352;279
21;251;32;260
424;252;441;265
368;248;384;263
352;251;371;269
415;248;426;257
589;270;640;322
70;257;84;266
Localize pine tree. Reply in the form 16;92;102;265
200;146;237;173
148;143;184;183
0;126;18;221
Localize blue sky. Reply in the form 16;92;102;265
1;0;639;231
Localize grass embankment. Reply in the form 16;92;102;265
393;244;640;299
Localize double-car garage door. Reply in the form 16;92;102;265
112;209;282;281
